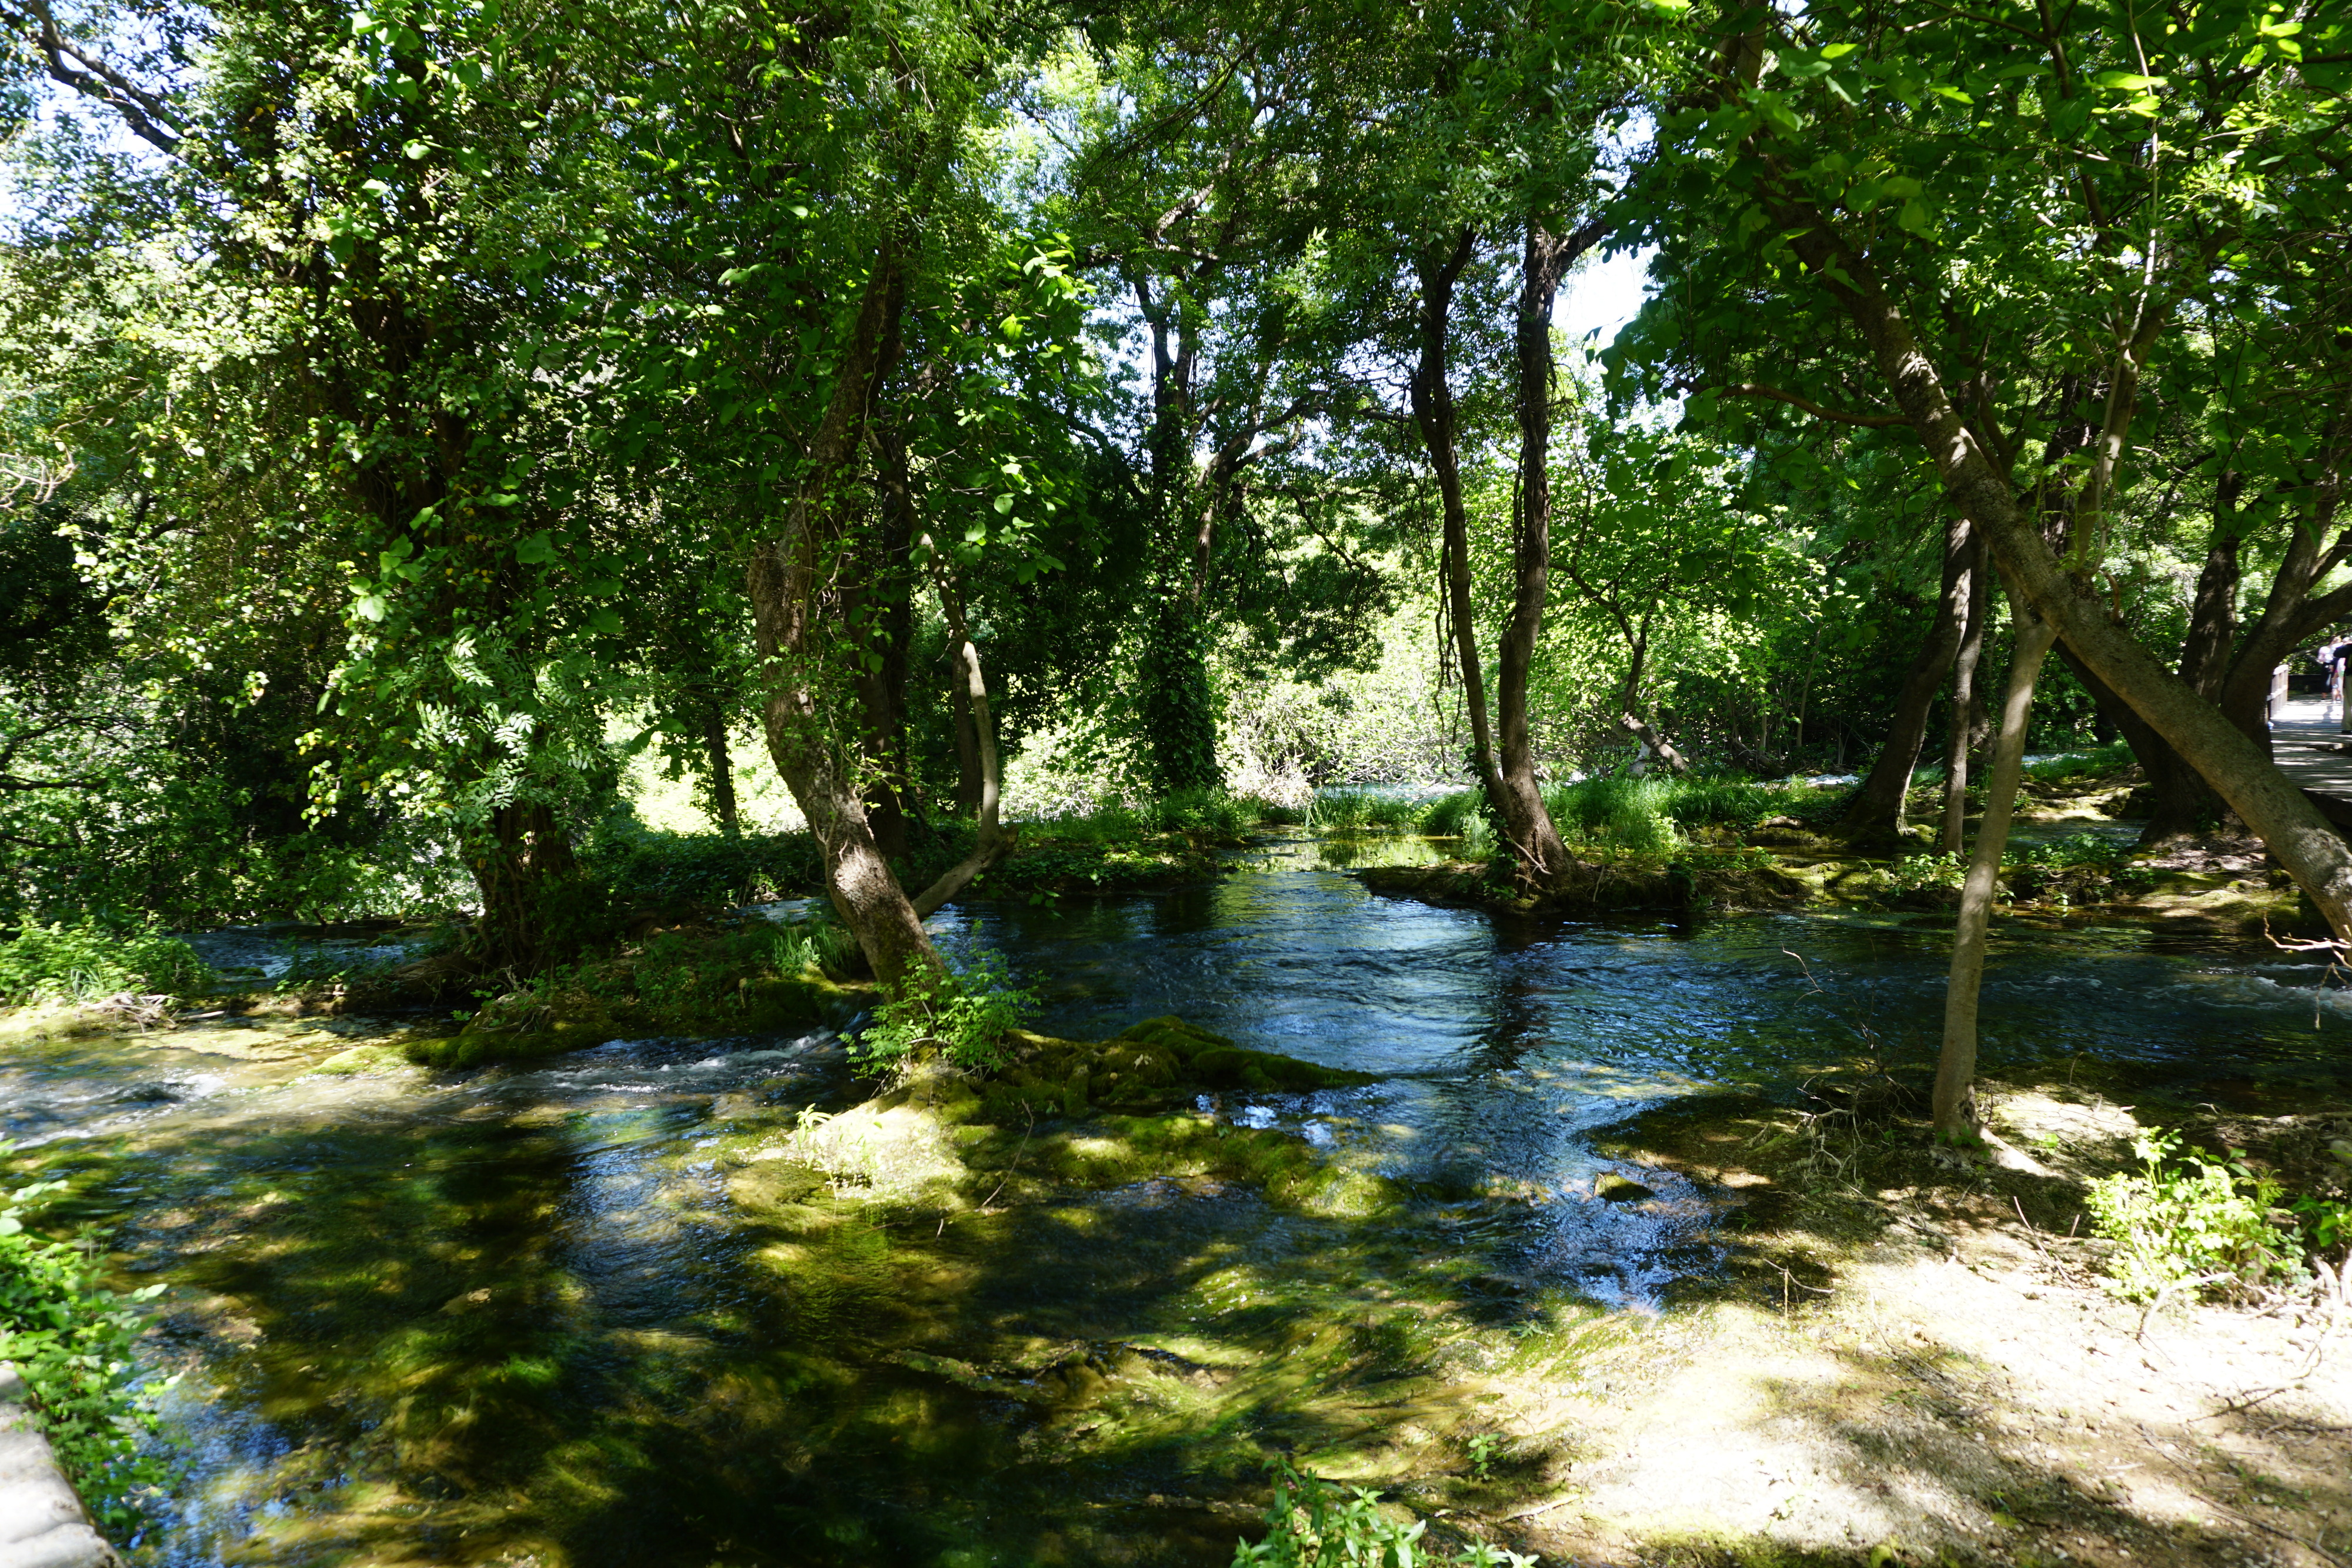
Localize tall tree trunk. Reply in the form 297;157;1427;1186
1408;229;1507;811
1492;220;1579;879
857;422;922;858
1937;530;1990;853
466;801;579;972
746;256;941;988
1846;509;1970;839
950;677;982;815
1134;274;1219;793
2180;476;2242;700
1932;600;2061;1143
910;570;1013;915
1776;211;2352;943
702;707;740;836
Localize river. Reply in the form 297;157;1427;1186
3;833;2344;1565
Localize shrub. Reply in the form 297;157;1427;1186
580;815;822;911
853;945;1037;1074
1889;851;1966;894
1232;1459;1536;1567
1543;776;1682;855
2086;1129;2305;1304
0;920;216;1006
1;1148;166;1536
1418;790;1479;837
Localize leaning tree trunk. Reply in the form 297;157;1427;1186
2056;644;2220;845
746;257;943;988
1777;209;2352;944
1846;510;1971;840
1937;530;1989;854
1932;601;2062;1144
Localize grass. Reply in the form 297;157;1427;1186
1396;775;1842;858
2022;740;2137;784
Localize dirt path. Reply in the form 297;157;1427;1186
1455;1089;2352;1567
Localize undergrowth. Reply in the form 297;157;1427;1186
1234;1459;1536;1566
0;920;216;1006
2086;1129;2307;1305
1;1143;167;1537
853;943;1038;1074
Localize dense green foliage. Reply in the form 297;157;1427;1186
0;921;215;1005
2086;1130;2306;1304
854;948;1040;1075
0;1152;166;1536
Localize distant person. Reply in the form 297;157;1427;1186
2317;640;2351;706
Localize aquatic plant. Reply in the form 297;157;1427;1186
1232;1459;1537;1566
0;919;216;1006
769;913;860;979
2085;1129;2304;1305
0;1145;167;1536
854;945;1038;1073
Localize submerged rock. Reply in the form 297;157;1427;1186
1594;1171;1655;1202
978;1016;1378;1122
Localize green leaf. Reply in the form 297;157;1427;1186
514;533;558;564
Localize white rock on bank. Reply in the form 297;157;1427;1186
0;1362;121;1568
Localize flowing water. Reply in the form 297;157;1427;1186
6;833;2349;1566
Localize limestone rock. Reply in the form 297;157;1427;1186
0;1363;122;1568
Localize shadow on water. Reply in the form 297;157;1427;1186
6;831;2351;1564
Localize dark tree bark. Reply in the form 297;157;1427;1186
1491;219;1582;878
702;707;740;837
950;677;982;815
466;802;580;972
1406;229;1506;811
1845;509;1971;840
1937;528;1989;853
1933;600;2060;1143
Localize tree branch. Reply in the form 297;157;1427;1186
1712;382;1910;427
